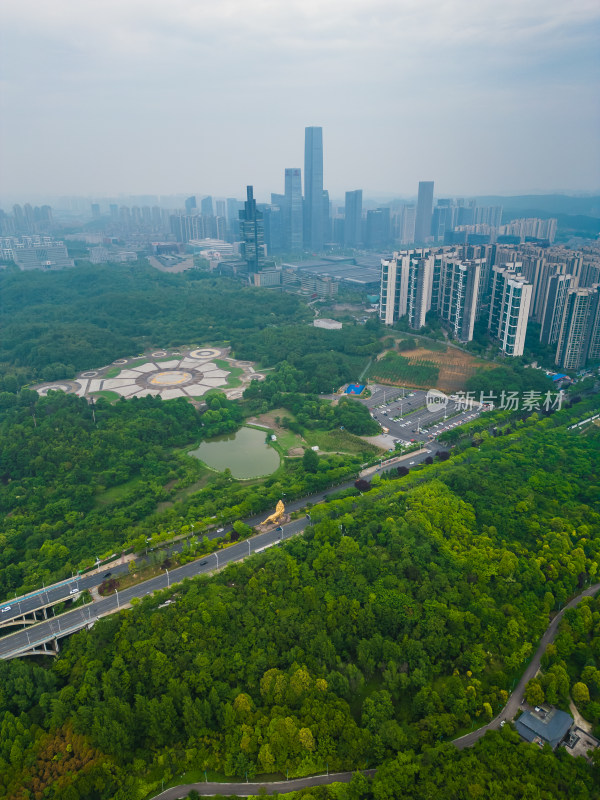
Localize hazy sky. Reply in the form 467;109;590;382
2;0;599;201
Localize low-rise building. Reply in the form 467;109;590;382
514;707;573;750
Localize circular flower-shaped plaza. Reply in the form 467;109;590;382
33;347;264;402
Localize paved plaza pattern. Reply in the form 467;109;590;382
35;347;264;402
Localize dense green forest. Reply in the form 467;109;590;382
287;730;598;800
0;264;310;385
232;323;382;393
525;593;600;728
0;388;373;599
0;400;598;799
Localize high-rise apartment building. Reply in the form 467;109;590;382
379;249;432;329
406;254;434;329
283;168;303;252
540;274;576;346
239;186;265;272
438;260;481;342
555;287;600;370
414;181;434;243
488;266;532;356
185;196;197;215
304;126;324;251
380;253;407;326
344;190;362;247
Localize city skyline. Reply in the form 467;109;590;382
1;0;599;197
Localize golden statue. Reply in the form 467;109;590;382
262;500;285;526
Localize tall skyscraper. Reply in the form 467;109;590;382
414;181;434;243
185;196;197;215
239;186;265;272
284;168;303;252
201;196;214;217
304;126;324;251
344;190;362;248
365;208;391;250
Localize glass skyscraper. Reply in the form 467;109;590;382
284;168;303;252
415;181;434;243
304;126;324;251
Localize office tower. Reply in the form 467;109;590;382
201;196;214;217
322;190;331;243
365;208;391;249
431;201;457;242
555;287;600;370
438;260;481;342
91;203;101;219
215;200;226;219
239;186;265;271
259;204;284;255
109;204;119;220
488;266;532;356
226;198;242;238
185;196;197;215
344;190;362;248
400;205;416;245
540;274;576;346
284;168;303;252
414;181;434;243
304;126;324;251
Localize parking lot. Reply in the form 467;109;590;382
361;383;482;446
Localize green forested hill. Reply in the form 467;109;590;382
0;264;309;384
0;401;598;799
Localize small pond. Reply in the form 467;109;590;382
189;426;280;479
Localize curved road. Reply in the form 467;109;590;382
149;582;600;799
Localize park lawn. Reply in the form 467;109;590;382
89;389;120;402
247;408;307;455
303;428;382;456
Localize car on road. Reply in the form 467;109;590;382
217;528;224;533
276;526;283;531
200;560;208;566
103;572;111;578
69;588;79;595
1;606;12;613
409;461;415;465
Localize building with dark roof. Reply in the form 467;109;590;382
514;707;573;750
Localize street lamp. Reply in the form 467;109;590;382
215;552;219;569
247;540;251;556
166;568;170;588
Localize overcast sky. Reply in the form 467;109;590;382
1;0;599;201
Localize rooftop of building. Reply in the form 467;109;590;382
514;707;573;750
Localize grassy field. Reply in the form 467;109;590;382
303;428;383;456
90;389;121;402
